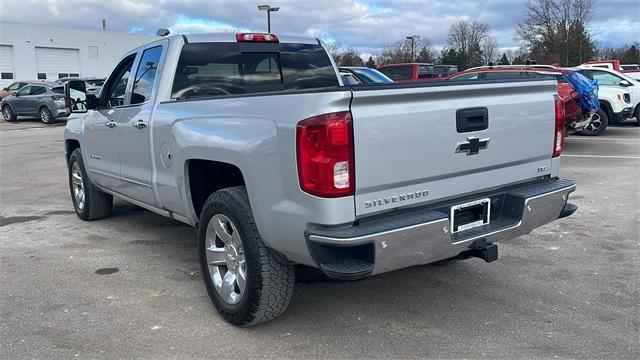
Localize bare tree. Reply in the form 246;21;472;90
516;0;596;66
334;48;365;66
447;20;489;68
378;37;435;65
481;36;499;65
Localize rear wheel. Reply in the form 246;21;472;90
199;186;295;326
579;109;608;136
39;106;54;124
2;105;16;121
68;149;113;220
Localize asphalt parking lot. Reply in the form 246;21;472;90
1;117;638;359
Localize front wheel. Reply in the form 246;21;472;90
199;186;295;326
579;109;608;136
68;149;113;220
2;105;16;121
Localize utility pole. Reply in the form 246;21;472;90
406;35;420;62
258;5;280;33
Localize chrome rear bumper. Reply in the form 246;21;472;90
306;178;576;278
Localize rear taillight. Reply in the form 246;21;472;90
296;111;354;198
236;33;279;43
553;95;565;158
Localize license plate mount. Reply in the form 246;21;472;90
450;198;491;233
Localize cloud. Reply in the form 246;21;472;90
1;0;637;55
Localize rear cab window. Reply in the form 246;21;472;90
378;66;413;81
171;42;338;100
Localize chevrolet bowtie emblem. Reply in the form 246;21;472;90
455;137;490;155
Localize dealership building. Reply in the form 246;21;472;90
0;21;157;87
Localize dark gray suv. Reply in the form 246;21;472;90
1;83;68;123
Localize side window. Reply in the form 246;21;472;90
101;55;136;108
16;86;31;96
30;86;46;95
590;71;621;86
452;73;480;80
417;65;433;79
131;46;163;105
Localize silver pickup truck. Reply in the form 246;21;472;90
64;32;577;326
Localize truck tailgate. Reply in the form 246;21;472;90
350;80;558;216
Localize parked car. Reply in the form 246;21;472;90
447;67;589;134
55;77;106;96
621;64;639;71
0;80;50;100
575;66;640;126
338;67;393;84
1;82;67;123
339;71;362;85
377;63;440;82
580;60;640;81
63;32;576;326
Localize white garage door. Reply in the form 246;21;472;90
0;45;15;87
35;47;81;81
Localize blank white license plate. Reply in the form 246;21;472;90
450;198;491;233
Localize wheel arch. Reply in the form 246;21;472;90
599;100;613;118
186;159;247;221
65;139;81;162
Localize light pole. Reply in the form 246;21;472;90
405;35;420;62
258;5;280;33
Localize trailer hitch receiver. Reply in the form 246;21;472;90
458;238;498;263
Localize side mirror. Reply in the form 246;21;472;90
65;80;97;113
619;79;631;87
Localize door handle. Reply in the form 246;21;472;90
133;120;147;129
105;121;117;128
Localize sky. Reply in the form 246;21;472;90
1;0;638;57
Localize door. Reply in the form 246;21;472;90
22;85;47;115
116;45;164;206
83;54;136;191
0;45;15;89
35;47;81;81
11;85;31;113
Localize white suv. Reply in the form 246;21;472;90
577;67;639;127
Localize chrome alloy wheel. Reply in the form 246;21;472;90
71;162;85;210
205;214;247;305
583;112;602;133
2;106;13;121
40;108;51;123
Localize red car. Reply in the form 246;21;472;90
447;66;585;133
377;63;441;83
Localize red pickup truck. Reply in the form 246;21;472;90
377;63;437;83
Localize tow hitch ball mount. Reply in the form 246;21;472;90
459;238;498;263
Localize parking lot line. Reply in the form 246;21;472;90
566;138;640;142
561;154;640;159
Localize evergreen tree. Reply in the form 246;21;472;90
498;53;509;65
366;56;376;68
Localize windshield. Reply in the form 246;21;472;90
86;79;105;86
349;68;393;84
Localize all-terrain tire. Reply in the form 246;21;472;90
68;149;113;220
198;186;295;326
